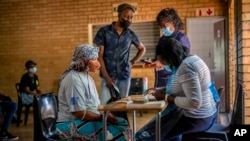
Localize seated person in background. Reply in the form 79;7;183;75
56;44;131;141
19;60;42;105
135;38;217;141
0;101;19;140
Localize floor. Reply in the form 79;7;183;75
8;110;230;141
8;110;155;141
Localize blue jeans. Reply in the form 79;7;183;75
135;104;183;141
100;77;131;105
0;101;17;132
135;104;216;141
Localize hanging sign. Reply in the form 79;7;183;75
196;8;214;16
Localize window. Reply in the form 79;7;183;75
90;21;160;62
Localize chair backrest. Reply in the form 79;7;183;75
215;86;225;123
36;93;58;139
216;86;225;107
15;83;21;97
217;86;225;98
231;83;245;125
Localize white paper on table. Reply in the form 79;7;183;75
127;100;165;109
115;100;133;104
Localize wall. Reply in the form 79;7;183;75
228;0;250;124
241;0;250;123
228;0;236;114
0;0;227;102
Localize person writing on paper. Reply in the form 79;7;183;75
136;38;217;141
56;44;131;140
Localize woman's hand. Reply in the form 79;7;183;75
36;89;42;94
107;113;118;124
144;88;156;96
106;78;115;89
155;61;164;69
153;89;165;101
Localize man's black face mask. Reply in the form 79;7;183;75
120;18;131;28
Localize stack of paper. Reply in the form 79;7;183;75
115;100;133;104
126;100;165;109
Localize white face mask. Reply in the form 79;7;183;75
29;67;37;73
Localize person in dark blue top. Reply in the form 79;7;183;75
0;101;19;140
93;3;146;105
154;8;191;88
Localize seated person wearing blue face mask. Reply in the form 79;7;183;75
136;38;216;141
19;60;42;105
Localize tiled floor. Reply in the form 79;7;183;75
8;110;155;141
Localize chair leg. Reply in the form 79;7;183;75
16;104;22;127
24;105;30;125
140;110;143;117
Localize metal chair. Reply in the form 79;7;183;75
35;93;91;141
215;86;225;124
183;84;244;141
35;93;62;141
15;83;34;127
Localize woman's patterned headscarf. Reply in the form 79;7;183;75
60;44;99;81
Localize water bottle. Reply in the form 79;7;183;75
143;77;148;93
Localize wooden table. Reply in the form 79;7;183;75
98;95;167;141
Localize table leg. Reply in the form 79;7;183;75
132;110;136;141
102;111;108;141
156;111;161;141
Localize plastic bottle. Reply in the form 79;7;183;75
143;77;148;93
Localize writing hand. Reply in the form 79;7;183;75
153;90;166;101
144;88;156;96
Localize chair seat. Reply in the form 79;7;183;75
15;83;34;127
182;84;246;141
182;123;229;141
206;123;229;132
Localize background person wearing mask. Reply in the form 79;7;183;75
153;8;191;89
93;3;146;105
19;60;42;105
0;101;19;140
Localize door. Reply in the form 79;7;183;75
213;19;226;112
187;17;226;112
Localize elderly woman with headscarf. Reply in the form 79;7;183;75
56;44;131;141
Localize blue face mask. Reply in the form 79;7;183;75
161;27;173;37
164;65;172;72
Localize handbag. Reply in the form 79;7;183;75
107;85;129;124
108;85;121;103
